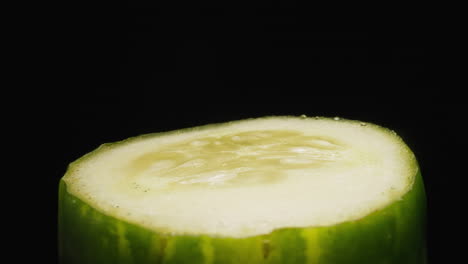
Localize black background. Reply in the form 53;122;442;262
39;8;458;264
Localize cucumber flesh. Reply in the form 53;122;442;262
62;116;418;238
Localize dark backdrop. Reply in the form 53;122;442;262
40;8;457;264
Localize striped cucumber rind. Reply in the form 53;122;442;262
59;171;426;263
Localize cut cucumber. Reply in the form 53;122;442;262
59;116;426;264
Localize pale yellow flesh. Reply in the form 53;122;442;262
63;117;417;237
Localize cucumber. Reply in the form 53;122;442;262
59;116;427;264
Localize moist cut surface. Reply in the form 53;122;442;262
63;116;417;237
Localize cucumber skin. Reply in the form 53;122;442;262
58;170;426;264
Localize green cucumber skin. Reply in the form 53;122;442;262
58;170;426;264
